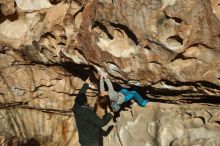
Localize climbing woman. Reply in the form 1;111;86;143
99;71;148;112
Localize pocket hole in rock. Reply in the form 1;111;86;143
49;0;61;5
41;32;56;39
0;11;19;23
110;22;138;45
58;42;66;46
92;21;113;40
167;35;183;46
166;16;182;24
144;46;151;50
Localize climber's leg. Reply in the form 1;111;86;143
120;89;133;101
120;89;148;107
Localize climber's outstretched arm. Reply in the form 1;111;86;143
104;78;114;92
100;77;105;93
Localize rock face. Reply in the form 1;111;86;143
104;103;220;146
0;0;220;146
106;104;220;146
0;50;84;145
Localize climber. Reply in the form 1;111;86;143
73;77;113;146
99;71;148;112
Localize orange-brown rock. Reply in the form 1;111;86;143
0;0;220;146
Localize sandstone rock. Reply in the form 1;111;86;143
104;103;220;146
15;0;52;12
0;12;41;48
183;118;204;129
210;0;220;21
0;0;16;16
209;112;220;123
74;0;220;93
0;108;79;146
1;0;220;96
0;0;220;146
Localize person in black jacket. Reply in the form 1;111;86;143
73;77;113;146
